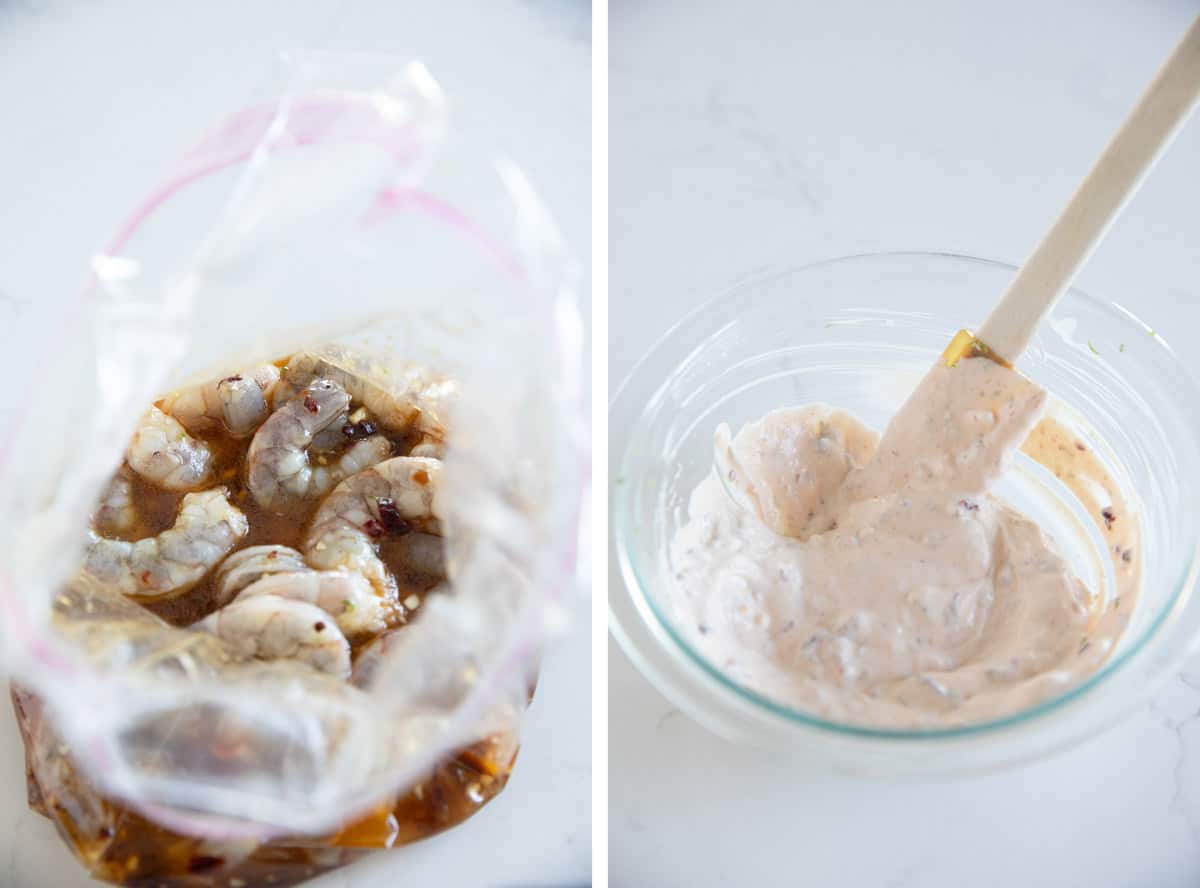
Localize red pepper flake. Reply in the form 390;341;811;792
267;550;277;560
313;621;326;632
303;393;320;414
186;856;225;874
1075;441;1087;451
363;519;385;538
139;570;152;585
412;469;430;486
1102;507;1116;529
220;375;243;385
958;499;980;512
342;419;378;441
376;498;412;536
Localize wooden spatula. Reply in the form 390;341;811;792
944;15;1200;369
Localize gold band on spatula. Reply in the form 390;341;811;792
942;329;1013;369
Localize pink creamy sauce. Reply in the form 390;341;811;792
669;356;1139;728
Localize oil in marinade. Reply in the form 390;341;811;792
14;356;520;888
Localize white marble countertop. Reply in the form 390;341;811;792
0;2;589;886
611;1;1200;886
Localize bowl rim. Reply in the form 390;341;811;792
610;249;1200;742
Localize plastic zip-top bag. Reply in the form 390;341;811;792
0;51;583;886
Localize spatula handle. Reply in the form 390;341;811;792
977;15;1200;363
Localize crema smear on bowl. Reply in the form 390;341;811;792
667;355;1140;729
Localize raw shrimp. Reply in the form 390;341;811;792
395;532;446;580
350;626;480;708
311;406;381;453
160;364;281;438
278;351;449;439
213;544;309;607
350;629;406;688
196;594;351;679
235;569;392;639
409;440;446;459
304;456;443;595
126;406;215;491
83;488;248;598
246;379;392;513
309;415;352;453
93;468;138;537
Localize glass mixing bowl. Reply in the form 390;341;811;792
610;251;1200;775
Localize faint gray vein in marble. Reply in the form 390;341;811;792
885;854;934;888
1151;679;1200;856
705;89;824;210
